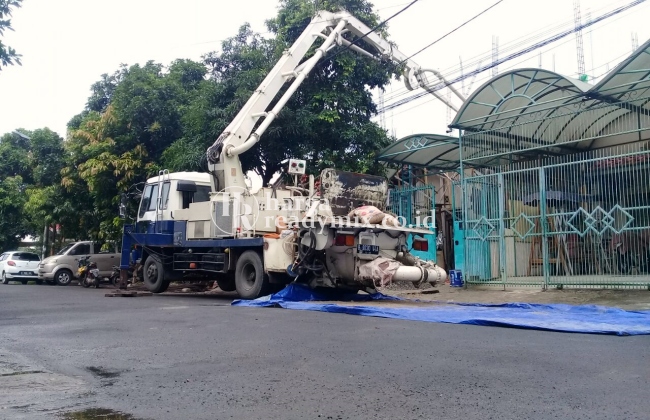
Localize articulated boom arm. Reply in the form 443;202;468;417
206;9;463;191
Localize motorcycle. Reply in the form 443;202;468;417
77;255;101;288
109;263;138;287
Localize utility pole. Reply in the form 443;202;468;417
573;0;587;81
378;87;386;130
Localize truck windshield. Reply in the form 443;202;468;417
139;182;170;217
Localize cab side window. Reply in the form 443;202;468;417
70;244;91;256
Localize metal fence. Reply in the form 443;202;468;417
459;102;650;289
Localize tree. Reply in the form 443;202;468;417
175;0;397;185
0;0;23;70
263;0;397;181
0;176;29;250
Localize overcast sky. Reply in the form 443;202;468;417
1;0;649;141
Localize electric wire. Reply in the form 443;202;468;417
378;0;648;114
321;0;421;63
378;0;641;104
400;0;505;63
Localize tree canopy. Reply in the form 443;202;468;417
0;0;22;70
2;0;397;251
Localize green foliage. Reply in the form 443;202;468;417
1;0;396;247
0;176;28;250
0;0;22;70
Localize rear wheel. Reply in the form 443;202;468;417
1;272;8;284
235;250;268;299
55;269;72;286
216;273;236;292
35;280;43;285
20;280;28;285
143;255;170;293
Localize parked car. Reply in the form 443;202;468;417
1;251;41;285
38;241;121;286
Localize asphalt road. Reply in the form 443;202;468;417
1;284;649;420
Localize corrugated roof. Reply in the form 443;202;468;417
376;134;460;171
449;38;650;161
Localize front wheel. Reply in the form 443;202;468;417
55;269;73;286
235;250;268;299
81;276;91;288
143;255;170;293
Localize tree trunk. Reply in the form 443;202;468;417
42;224;49;259
262;164;281;187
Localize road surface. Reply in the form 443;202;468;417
1;284;648;419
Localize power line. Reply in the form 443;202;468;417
401;0;505;63
379;0;634;104
323;0;421;62
378;0;647;114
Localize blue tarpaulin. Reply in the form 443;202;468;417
232;284;650;336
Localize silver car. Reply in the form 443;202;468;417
1;251;41;285
38;241;120;286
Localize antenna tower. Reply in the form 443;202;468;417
632;32;639;51
573;0;587;81
492;36;499;77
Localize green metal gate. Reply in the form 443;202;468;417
389;184;437;262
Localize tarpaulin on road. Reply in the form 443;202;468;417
232;284;650;336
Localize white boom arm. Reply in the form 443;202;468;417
206;9;461;191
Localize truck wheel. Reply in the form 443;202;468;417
235;250;268;299
55;269;73;286
143;255;170;293
216;273;236;292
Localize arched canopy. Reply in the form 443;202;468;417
376;133;460;172
450;39;650;166
451;68;591;131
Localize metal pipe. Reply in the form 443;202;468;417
227;19;348;157
424;68;466;102
392;265;447;284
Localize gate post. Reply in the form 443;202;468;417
498;173;507;288
538;167;549;290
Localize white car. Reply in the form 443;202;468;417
1;251;41;284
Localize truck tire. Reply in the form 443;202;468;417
216;273;236;292
143;255;170;293
55;269;73;286
235;250;268;299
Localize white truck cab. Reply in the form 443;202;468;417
137;172;213;223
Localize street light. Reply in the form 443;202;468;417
11;130;31;140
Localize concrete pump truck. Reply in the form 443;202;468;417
119;9;451;299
